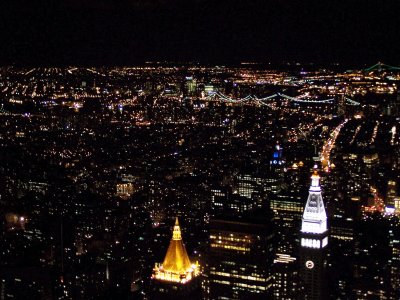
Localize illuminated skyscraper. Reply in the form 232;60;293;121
267;143;285;195
386;180;397;208
270;144;285;168
272;254;302;299
149;218;201;299
299;169;328;300
384;90;400;117
270;169;305;298
270;164;305;255
237;174;263;203
184;77;197;96
204;211;275;299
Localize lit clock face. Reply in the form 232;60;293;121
305;260;314;269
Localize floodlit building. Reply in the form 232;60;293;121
149;218;201;299
299;169;329;299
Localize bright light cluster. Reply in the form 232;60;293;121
152;262;200;284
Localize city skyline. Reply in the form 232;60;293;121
1;1;400;298
0;65;399;298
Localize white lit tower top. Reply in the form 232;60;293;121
301;169;328;248
300;168;328;300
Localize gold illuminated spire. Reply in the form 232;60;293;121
152;217;200;283
162;217;192;273
172;217;182;240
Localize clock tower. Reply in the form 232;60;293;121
299;169;328;299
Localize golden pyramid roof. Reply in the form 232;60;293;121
161;217;192;273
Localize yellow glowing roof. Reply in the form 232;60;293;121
311;170;320;179
162;217;192;273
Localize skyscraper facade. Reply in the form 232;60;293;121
204;212;275;299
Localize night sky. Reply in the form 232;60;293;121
1;0;400;66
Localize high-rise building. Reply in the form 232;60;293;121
337;93;347;116
116;182;134;199
299;170;329;300
384;90;400;117
352;215;391;299
323;161;358;298
386;180;397;208
204;211;275;299
270;164;305;255
0;267;53;300
328;215;355;298
389;217;400;299
149;218;201;299
266;144;285;195
272;253;302;299
184;77;197;96
236;174;263;204
211;181;262;217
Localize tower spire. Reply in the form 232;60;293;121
301;169;327;235
172;217;182;240
150;217;201;298
299;169;329;299
152;217;200;284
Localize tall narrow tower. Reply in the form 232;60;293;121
337;93;346;116
149;218;201;299
299;169;328;300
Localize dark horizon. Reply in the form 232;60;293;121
1;0;400;67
